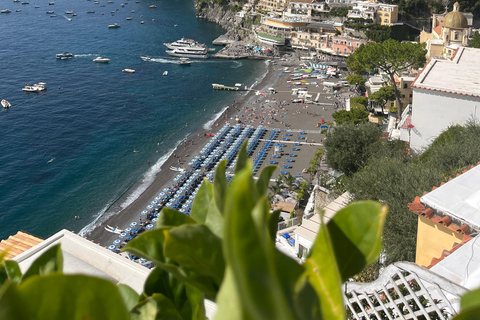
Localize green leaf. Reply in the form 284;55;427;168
144;267;175;300
213;267;245;320
256;165;277;196
125;229;167;263
222;166;297;320
267;210;281;241
204;197;224;239
0;274;130;320
22;244;63;280
327;201;387;281
0;260;22;286
184;284;206;320
213;160;227;214
130;293;182;320
164;224;225;286
118;283;140;311
304;217;345;320
234;141;249;175
157;207;196;228
453;288;480;319
189;179;213;224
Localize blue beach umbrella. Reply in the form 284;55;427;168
147;205;153;210
119;233;127;238
113;239;122;246
108;245;116;251
146;224;154;229
152;217;158;223
141;210;148;215
125;228;132;233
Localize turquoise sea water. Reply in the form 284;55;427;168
0;0;265;240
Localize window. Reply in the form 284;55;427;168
384;13;389;17
403;83;407;89
299;35;302;38
409;94;412;98
344;48;347;52
378;18;382;22
454;33;458;40
402;94;405;98
378;13;382;16
384;19;388;23
336;47;340;52
348;42;351;46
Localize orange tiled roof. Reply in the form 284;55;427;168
272;201;296;213
433;25;443;36
0;231;43;260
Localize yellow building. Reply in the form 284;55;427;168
257;0;290;12
289;22;337;51
408;165;480;268
347;1;398;26
419;2;472;59
393;76;415;110
376;4;398;26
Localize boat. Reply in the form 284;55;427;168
87;10;94;13
1;99;11;109
166;46;209;59
72;13;77;16
93;57;110;63
49;1;54;4
178;57;191;65
140;20;144;24
16;9;21;12
1;9;11;13
56;52;74;59
163;71;168;76
13;0;20;2
140;56;151;61
163;37;207;50
122;68;135;73
34;6;39;8
107;0;113;3
46;10;54;14
104;225;123;234
50;14;56;17
170;166;186;172
65;11;73;14
22;82;47;92
108;23;120;28
131;10;134;12
149;4;156;8
126;17;132;20
21;2;29;4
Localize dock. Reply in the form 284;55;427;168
212;83;249;91
212;34;235;46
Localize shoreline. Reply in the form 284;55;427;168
86;59;277;245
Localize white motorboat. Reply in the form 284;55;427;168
122;68;135;73
166;46;209;59
56;52;74;59
49;2;54;4
149;4;156;8
140;56;151;61
126;17;132;20
140;20;144;24
1;99;11;109
1;9;11;13
170;166;186;172
163;71;168;76
108;23;120;28
65;11;73;14
22;82;47;92
93;57;110;63
87;10;94;13
104;225;123;234
46;10;54;14
16;9;21;12
163;37;206;50
178;58;191;65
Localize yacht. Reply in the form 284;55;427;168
1;9;11;13
163;71;168;76
126;17;132;20
108;23;120;28
163;37;206;50
49;2;54;4
140;20;144;24
21;2;29;4
93;57;110;63
178;58;191;65
65;11;73;14
166;46;209;59
122;68;135;73
56;52;74;59
13;0;20;2
1;99;11;109
46;10;54;14
22;82;47;92
140;56;151;61
87;10;95;13
149;4;156;8
16;9;21;12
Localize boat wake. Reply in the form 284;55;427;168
74;53;99;58
149;57;181;64
203;105;228;130
230;61;243;69
78;139;183;237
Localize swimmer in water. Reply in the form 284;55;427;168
133;149;138;153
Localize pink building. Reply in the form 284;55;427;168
331;36;367;55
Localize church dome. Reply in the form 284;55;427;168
444;2;468;29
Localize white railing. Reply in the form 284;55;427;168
278;217;299;230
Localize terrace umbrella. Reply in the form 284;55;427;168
119;233;127;238
125;228;132;233
141;210;149;215
147;205;154;210
146;224;154;229
108;245;116;251
152;217;158;223
113;240;122;246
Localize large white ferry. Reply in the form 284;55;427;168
166;46;209;59
163;37;206;50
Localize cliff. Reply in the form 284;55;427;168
194;1;252;41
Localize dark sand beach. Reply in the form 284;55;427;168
88;56;353;247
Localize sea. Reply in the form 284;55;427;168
0;0;267;240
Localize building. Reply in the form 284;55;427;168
259;16;307;44
284;0;328;21
256;0;290;13
331;35;367;55
0;231;43;260
406;47;480;151
289;22;337;50
420;2;472;59
347;1;398;26
393;76;415;110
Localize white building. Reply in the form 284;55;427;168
408;47;480;151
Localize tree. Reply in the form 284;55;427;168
347;39;427;120
346;75;366;91
369;86;396;114
332;108;369;125
324;122;382;175
351;96;368;109
470;32;480;48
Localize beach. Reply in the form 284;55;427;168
88;54;353;247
